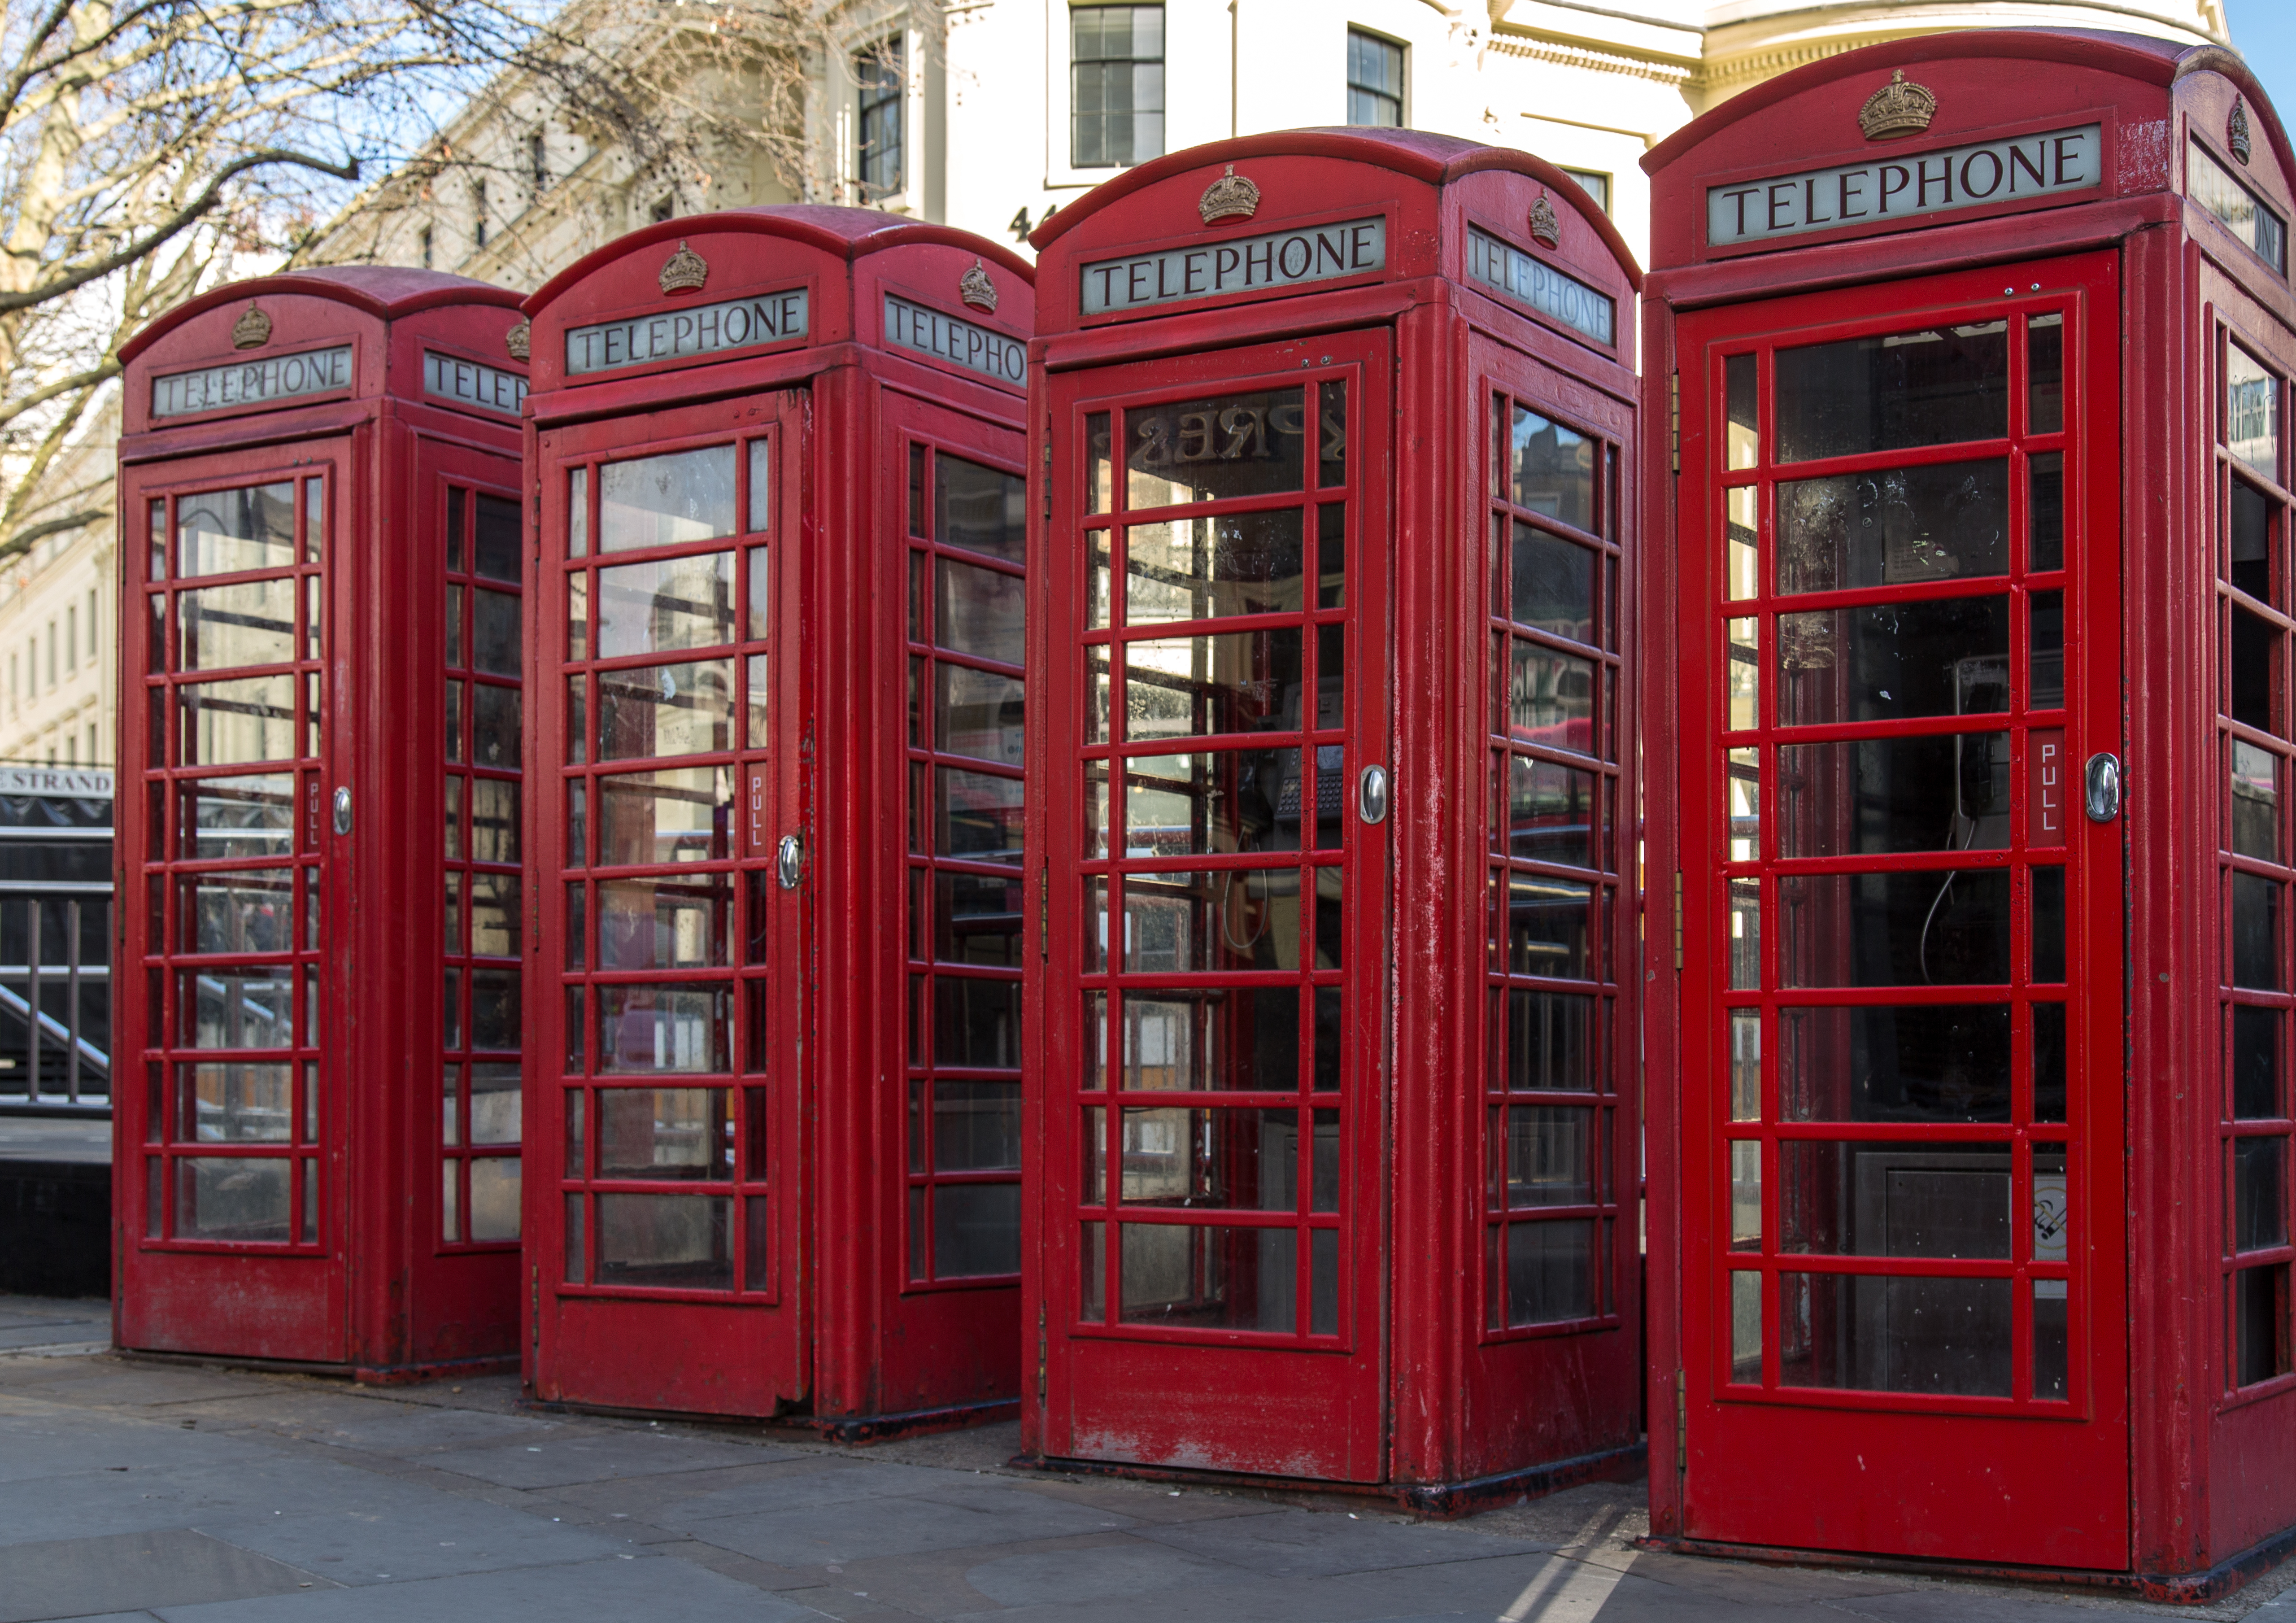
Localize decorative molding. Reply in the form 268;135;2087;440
504;317;532;361
1486;34;1695;88
2231;96;2252;165
231;305;272;349
1198;164;1261;225
658;239;708;294
1857;68;1936;141
958;258;998;312
1529;190;1561;248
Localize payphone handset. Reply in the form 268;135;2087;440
1951;655;2013;853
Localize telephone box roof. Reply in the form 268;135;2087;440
1029;126;1642;288
1643;28;2294;199
524;206;1036;317
121;266;521;365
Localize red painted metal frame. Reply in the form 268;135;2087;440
1639;27;2296;1595
1024;129;1644;1495
114;268;527;1376
518;209;1036;1428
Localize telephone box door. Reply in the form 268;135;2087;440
1042;331;1390;1479
537;391;807;1409
119;442;349;1362
1673;252;2128;1566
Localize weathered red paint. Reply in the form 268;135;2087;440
115;267;528;1376
518;209;1035;1427
1024;130;1643;1497
1640;28;2296;1594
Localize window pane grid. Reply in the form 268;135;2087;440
555;439;773;1298
1071;4;1165;169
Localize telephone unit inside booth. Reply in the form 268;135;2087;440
1950;654;2013;853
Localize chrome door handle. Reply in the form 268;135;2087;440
331;786;352;836
1358;764;1390;825
776;833;805;890
2083;753;2122;823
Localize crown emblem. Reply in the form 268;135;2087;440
658;240;708;295
2231;97;2253;166
503;317;531;361
1529;190;1560;249
1198;164;1260;225
1858;69;1936;142
231;305;272;349
959;258;998;313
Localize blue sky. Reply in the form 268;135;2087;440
2227;1;2296;126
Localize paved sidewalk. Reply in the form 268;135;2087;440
4;1296;2295;1623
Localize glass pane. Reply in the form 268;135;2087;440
1726;487;1759;600
1777;598;2010;727
2233;603;2277;735
1126;388;1306;509
568;467;588;557
2236;1263;2291;1386
181;969;294;1048
934;1182;1020;1278
1116;748;1300;858
937;665;1024;766
1124;511;1304;623
746;440;771;534
1502;1218;1591;1325
2029;313;2064;436
599;1087;732;1179
937;558;1025;664
471;493;519;582
1507;641;1595;747
1726;353;1759;471
2229;342;2279;480
461;1062;518;1146
2030;451;2065;572
1780;1141;2009;1257
1777;733;2011;858
937;767;1023;862
1780;1004;2011;1123
2235;1135;2288;1252
1503;755;1598;868
1732;1271;1763;1382
935;454;1027;565
599;447;737;552
1730;1011;1760;1121
928;975;1018;1069
1730;1140;1761;1250
463;590;515;677
2035;1002;2067;1123
469;871;520;957
2031;867;2065;983
1126;628;1299;740
1504;1105;1591;1206
2234;477;2274;607
180;870;293;954
181;675;299;764
1774;323;2008;463
595;1193;733;1289
1511;408;1594;532
1115;868;1303;974
469;969;518;1051
471;778;518;864
177;483;296;575
470;684;518;770
1779;1270;2011;1395
1776;461;2007;593
179;579;296;671
1512;524;1596;642
936;871;1023;967
177;1157;292;1240
1119;1221;1294;1331
597;659;732;760
469;1157;520;1241
181;1062;292;1142
2235;1004;2282;1121
597;983;732;1074
179;774;292;859
1781;871;2011;986
1118;988;1297;1091
598;553;734;657
2235;872;2283;990
443;1165;460;1242
2030;590;2065;710
1501;873;1591;979
1725;619;1758;732
1729;880;1760;990
746;546;769;639
597;876;730;969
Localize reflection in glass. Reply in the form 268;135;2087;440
1504;1105;1590;1206
1511;407;1594;532
2029;312;2064;436
1726;619;1758;733
182;969;294;1048
1780;1141;2010;1259
1777;597;2009;727
596;767;733;865
935;454;1027;563
1733;1271;1763;1383
937;665;1024;765
2236;1263;2290;1386
597;553;734;656
1119;1106;1294;1209
1780;1004;2010;1122
178;483;296;576
1121;869;1303;974
1126;628;1298;740
596;659;733;760
1781;870;2011;987
1730;1140;1761;1250
1777;460;2007;593
1780;1270;2010;1395
935;1182;1021;1277
936;977;1020;1067
1125;388;1306;509
180;579;296;671
936;870;1023;967
1512;524;1595;642
1499;1219;1591;1326
599;1087;731;1178
599;447;737;552
1730;1012;1759;1121
183;1062;292;1142
1502;873;1590;979
1117;748;1298;858
937;558;1025;663
179;774;292;858
1119;987;1298;1091
1726;353;1759;471
1775;323;2007;463
2030;451;2065;572
2229;342;2279;480
1505;754;1597;868
1778;733;2010;858
177;1158;292;1240
595;1192;732;1289
1119;1221;1297;1332
597;984;731;1074
181;675;299;764
181;870;293;955
597;876;730;969
1726;486;1759;600
2236;1135;2288;1252
937;767;1023;862
1509;641;1595;747
1122;510;1306;624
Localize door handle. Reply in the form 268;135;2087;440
776;833;805;890
1358;764;1390;825
331;786;352;836
2083;753;2122;823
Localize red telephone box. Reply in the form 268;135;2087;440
114;268;529;1375
1642;29;2296;1593
1024;131;1642;1502
519;209;1034;1430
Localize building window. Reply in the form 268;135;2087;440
650;194;674;224
473;183;488;249
46;622;56;687
1072;4;1163;169
86;590;95;660
86;724;96;765
1346;29;1404;128
857;38;905;203
419;227;434;270
1563;169;1611;215
65;606;74;674
529;131;549;192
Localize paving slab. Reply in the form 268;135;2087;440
0;1404;282;1483
1135;1506;1550;1580
0;1527;330;1623
684;1484;1134;1566
417;1425;806;1488
143;1552;829;1622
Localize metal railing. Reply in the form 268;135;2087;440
0;882;112;1114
